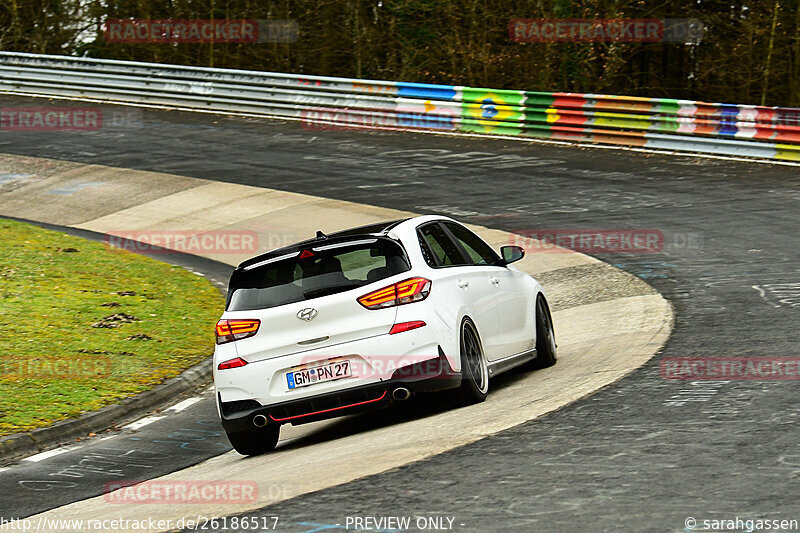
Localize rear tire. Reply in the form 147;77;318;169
527;296;557;370
455;318;489;405
226;424;280;456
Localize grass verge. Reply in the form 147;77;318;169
0;219;225;436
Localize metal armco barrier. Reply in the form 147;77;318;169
1;52;799;162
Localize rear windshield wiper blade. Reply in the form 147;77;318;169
303;283;361;299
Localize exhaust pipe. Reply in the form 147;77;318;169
392;387;412;401
252;414;268;427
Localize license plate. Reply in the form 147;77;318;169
286;359;352;389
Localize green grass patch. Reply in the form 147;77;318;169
0;219;225;436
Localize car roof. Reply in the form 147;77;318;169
326;218;410;238
236;218;412;270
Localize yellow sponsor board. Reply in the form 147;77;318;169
776;144;800;161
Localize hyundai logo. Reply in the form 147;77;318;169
297;308;319;321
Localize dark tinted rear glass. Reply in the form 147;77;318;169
227;238;410;311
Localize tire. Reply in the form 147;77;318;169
455;318;489;405
527;296;557;370
226;424;280;456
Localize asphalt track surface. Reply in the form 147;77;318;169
1;97;800;531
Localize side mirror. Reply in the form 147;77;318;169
500;245;524;265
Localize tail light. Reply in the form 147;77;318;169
215;319;260;344
389;320;427;335
358;277;431;309
217;357;248;370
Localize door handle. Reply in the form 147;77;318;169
489;277;500;286
457;279;469;289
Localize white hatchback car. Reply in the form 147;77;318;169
214;215;556;455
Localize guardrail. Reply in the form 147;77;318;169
1;51;799;161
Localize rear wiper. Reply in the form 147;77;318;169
303;283;360;299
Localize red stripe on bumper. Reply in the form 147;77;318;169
268;391;388;422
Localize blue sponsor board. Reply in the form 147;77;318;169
397;82;457;101
718;104;739;137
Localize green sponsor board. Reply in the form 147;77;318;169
460;88;525;134
525;92;558;108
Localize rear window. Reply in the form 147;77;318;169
227;238;410;311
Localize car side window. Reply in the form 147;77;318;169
417;223;467;267
443;222;500;266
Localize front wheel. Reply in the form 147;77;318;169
455;318;489;405
527;296;557;370
226;424;280;456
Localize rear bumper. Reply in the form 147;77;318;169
219;351;460;433
215;318;459;410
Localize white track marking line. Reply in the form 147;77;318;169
167;397;202;413
6;91;799;167
121;415;166;431
752;285;782;308
23;446;77;462
357;181;424;188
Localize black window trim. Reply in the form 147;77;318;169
416;227;441;268
440;221;502;268
416;220;502;270
416;221;469;269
